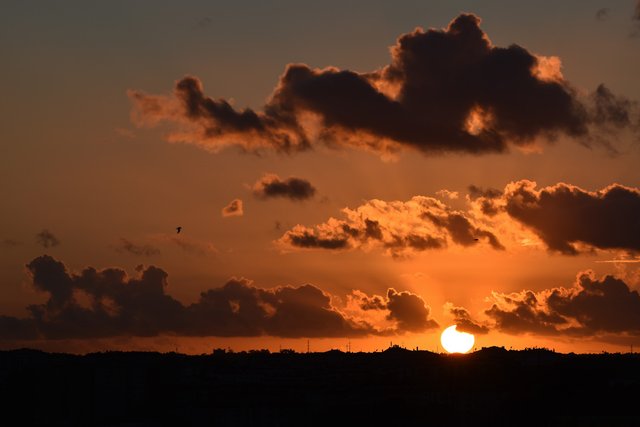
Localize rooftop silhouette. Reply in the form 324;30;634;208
2;347;639;426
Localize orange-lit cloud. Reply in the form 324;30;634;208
129;14;637;157
279;196;504;257
281;179;640;257
222;199;243;217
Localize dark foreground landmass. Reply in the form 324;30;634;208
2;346;640;426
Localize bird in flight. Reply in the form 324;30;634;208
176;227;182;234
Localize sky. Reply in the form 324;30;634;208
1;0;640;354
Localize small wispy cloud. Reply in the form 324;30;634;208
36;229;60;248
222;199;243;217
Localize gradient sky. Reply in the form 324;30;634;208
2;0;640;354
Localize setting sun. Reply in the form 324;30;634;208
440;325;475;354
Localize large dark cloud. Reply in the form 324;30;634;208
252;174;316;201
385;289;439;332
354;288;439;332
501;180;640;254
0;256;440;340
486;271;640;336
36;229;60;248
129;14;636;156
280;196;503;257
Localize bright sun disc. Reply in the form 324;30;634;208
440;325;475;354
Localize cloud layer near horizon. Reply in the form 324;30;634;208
0;256;438;340
485;271;640;336
129;14;636;156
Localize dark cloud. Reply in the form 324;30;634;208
130;14;637;156
385;289;439;332
468;185;502;200
0;316;37;340
284;226;350;249
36;229;60;248
595;8;609;22
252;174;316;201
280;196;503;257
349;288;439;333
115;238;161;256
467;185;502;216
222;199;243;217
0;256;440;340
486;271;640;336
445;303;489;335
502;180;640;254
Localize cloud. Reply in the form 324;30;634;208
485;271;640;336
351;288;439;332
36;230;60;248
444;303;489;334
222;199;243;217
0;256;441;340
129;14;637;157
115;236;216;257
252;173;316;201
500;180;640;254
115;238;161;256
280;180;640;257
279;195;503;257
595;257;640;264
467;184;503;216
385;288;439;332
436;189;459;200
595;8;609;22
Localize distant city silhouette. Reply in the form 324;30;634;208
1;347;639;426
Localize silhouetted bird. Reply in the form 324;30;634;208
473;238;479;241
176;227;182;234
